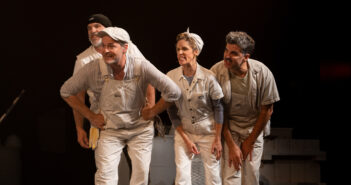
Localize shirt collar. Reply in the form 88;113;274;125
177;63;205;81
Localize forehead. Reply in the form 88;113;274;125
176;39;191;47
87;22;104;28
101;35;116;43
226;43;242;52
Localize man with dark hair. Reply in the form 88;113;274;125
211;31;280;185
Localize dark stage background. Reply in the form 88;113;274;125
0;0;344;184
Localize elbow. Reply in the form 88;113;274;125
262;104;274;117
174;87;181;99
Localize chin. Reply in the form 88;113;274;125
104;59;116;65
178;60;187;66
90;38;102;46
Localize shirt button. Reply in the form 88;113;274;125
188;99;191;102
190;108;192;111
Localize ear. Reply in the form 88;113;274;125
122;43;129;54
194;49;200;56
244;53;250;60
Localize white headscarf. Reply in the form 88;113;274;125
185;28;204;55
98;27;145;59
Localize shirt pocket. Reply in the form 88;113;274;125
191;91;210;118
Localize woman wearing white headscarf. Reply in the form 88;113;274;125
143;29;224;185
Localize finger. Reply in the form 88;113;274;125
192;146;197;154
235;159;242;171
243;152;248;161
236;164;241;171
84;136;89;145
193;146;200;154
216;150;222;160
238;157;243;167
79;140;89;149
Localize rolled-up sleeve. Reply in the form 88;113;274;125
142;60;181;102
209;75;224;100
60;64;91;98
167;104;182;128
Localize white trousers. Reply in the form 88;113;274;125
174;130;221;185
94;123;154;185
222;132;263;185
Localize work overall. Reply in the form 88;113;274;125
222;72;264;185
94;60;154;185
172;66;222;185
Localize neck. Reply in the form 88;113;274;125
94;45;103;54
183;61;197;77
230;59;248;78
110;55;127;79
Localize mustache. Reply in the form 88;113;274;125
103;53;115;57
89;32;100;38
224;58;232;62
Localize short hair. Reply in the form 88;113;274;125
176;33;199;52
226;31;255;55
115;39;128;46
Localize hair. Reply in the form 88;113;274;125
115;39;128;46
176;33;198;52
225;31;255;55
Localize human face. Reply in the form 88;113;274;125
223;43;248;72
101;36;127;65
87;23;105;47
176;39;198;66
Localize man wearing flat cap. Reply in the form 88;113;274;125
72;14;155;151
61;27;181;185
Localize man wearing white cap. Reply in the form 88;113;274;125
72;14;155;149
60;27;181;185
142;29;224;185
211;31;280;185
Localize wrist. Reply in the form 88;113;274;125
76;126;85;132
245;136;255;146
214;135;221;141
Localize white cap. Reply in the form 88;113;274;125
98;27;146;59
185;28;204;55
98;27;130;43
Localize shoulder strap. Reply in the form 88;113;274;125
99;59;109;82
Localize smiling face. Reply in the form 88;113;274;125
101;36;128;65
87;22;105;47
176;39;199;67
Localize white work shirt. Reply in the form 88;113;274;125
211;59;280;138
60;56;181;116
167;64;223;134
73;45;102;102
73;45;102;75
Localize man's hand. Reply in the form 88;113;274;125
211;137;222;160
76;128;89;148
228;144;243;171
241;139;254;161
141;106;154;120
89;113;105;130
